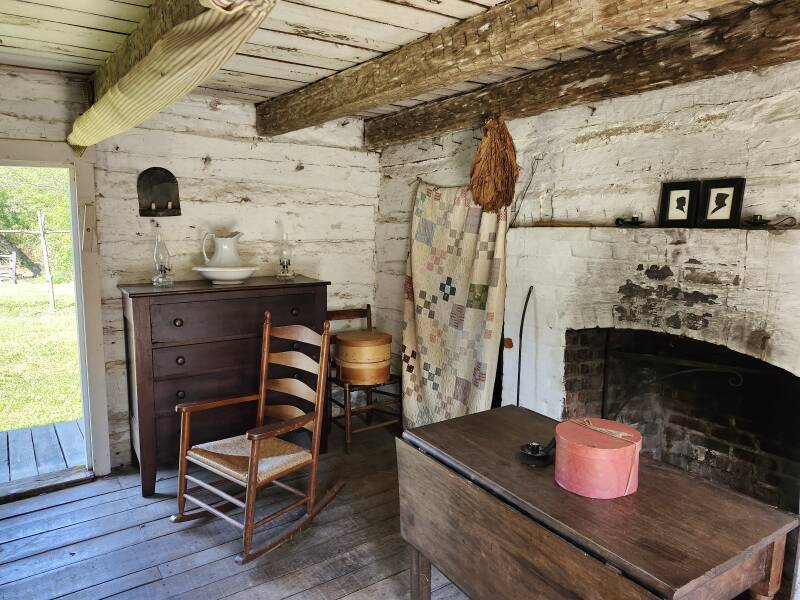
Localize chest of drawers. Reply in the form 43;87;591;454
119;276;329;496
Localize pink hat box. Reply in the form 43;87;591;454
554;418;642;500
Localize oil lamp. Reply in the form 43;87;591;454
152;227;174;287
277;232;294;280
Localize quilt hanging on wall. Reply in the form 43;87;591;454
402;181;507;428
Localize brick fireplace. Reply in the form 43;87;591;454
504;226;800;597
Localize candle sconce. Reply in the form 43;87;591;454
138;167;181;217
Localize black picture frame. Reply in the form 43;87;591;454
658;180;700;227
697;178;745;228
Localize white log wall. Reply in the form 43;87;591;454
375;60;800;368
1;66;380;466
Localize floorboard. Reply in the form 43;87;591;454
30;425;66;474
7;427;37;481
0;428;465;600
0;431;9;483
55;420;85;469
1;419;85;487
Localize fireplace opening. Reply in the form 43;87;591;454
564;328;800;595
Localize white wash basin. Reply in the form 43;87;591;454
192;265;258;285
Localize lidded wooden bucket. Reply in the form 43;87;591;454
335;330;392;386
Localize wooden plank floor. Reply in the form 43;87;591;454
0;419;85;484
0;428;467;600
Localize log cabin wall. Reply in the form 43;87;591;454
374;60;800;370
1;65;380;467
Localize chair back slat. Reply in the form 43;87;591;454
257;313;330;454
327;304;372;331
268;351;319;374
264;378;317;405
263;404;312;430
271;325;321;346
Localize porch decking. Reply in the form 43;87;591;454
0;428;466;600
0;418;85;484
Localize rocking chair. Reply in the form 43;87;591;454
170;312;341;564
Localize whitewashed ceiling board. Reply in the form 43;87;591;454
24;0;149;22
262;2;420;52
0;14;126;52
0;36;111;62
209;70;307;94
0;49;95;74
238;42;355;71
288;0;458;32
2;0;138;33
247;28;379;64
195;87;274;102
224;54;334;82
378;0;488;19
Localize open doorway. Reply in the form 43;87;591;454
0;165;90;494
0;141;110;501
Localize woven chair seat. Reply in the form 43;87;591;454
188;435;311;485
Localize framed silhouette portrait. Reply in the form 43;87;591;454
658;181;700;227
697;178;745;228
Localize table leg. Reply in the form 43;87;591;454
750;536;787;600
411;546;432;600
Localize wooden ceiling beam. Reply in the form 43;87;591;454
255;0;743;136
93;0;204;99
364;0;800;149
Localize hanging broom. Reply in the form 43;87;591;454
469;115;519;212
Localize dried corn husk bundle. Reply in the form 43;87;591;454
469;115;519;212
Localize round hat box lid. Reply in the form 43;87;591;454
335;330;392;347
554;418;642;500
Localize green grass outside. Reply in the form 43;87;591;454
0;281;82;431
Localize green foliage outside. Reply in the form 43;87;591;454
0;166;74;283
0;282;82;431
0;166;81;432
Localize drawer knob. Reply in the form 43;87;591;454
290;307;299;317
176;390;186;400
173;318;184;327
176;356;186;366
292;342;300;350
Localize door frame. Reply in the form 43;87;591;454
0;139;111;476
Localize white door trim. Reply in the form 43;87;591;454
0;139;111;476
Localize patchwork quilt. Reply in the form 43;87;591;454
402;182;507;428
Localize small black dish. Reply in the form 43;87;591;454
516;438;556;467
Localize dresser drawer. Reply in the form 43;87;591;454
150;292;316;343
153;338;261;379
153;368;259;416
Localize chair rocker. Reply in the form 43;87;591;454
170;312;342;564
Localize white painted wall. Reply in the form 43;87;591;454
375;60;800;370
1;65;380;467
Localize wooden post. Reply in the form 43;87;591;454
37;211;55;311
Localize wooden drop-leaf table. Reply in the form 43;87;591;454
397;406;799;600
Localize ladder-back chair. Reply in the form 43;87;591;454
327;305;402;453
171;312;341;564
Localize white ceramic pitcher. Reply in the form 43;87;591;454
202;231;244;267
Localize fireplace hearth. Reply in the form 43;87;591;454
564;327;800;595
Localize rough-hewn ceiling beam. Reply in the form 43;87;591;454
93;0;204;99
364;0;800;149
256;0;744;136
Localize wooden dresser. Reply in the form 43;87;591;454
119;276;329;496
